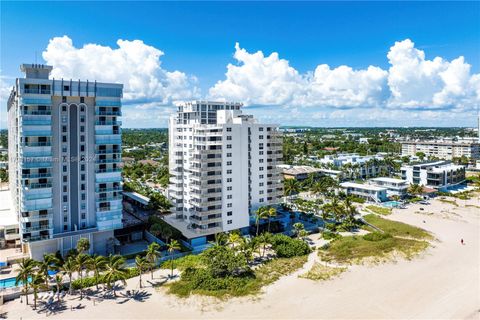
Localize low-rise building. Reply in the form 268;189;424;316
319;153;387;178
401;161;466;191
401;140;480;160
368;177;408;198
340;182;388;203
280;165;323;181
0;189;20;249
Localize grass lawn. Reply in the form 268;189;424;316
366;205;392;215
299;263;347;281
363;214;433;240
319;233;429;264
167;255;308;298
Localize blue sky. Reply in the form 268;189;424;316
1;1;479;128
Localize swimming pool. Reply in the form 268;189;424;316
382;201;402;208
0;270;57;289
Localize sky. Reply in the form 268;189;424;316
1;1;479;128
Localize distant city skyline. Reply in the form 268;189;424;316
1;1;479;128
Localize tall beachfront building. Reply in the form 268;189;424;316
167;101;283;246
7;64;123;259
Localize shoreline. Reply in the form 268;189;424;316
3;195;479;319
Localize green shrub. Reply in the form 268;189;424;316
269;234;311;258
322;231;340;240
325;223;337;232
362;232;391;242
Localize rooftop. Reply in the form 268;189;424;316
340;182;387;192
123;191;150;206
281;165;323;175
369;177;408;184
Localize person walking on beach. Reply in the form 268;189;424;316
461;239;464;245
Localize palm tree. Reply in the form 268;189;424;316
60;257;76;295
54;274;63;301
76;238;90;255
15;258;36;305
293;222;305;238
145;242;161;279
75;253;90;299
30;272;47;310
329;197;346;223
284;178;301;202
227;232;242;250
135;256;150;289
87;254;107;291
343;197;357;224
408;183;424;196
267;207;277;233
255;207;268;236
38;253;59;288
167;240;181;278
103;255;128;297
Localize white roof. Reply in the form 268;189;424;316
0;189;18;227
340;182;387;192
370;177;407;184
123;191;150;205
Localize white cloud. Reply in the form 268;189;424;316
209;40;480;113
42;36;200;104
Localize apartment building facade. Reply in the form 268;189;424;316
401;140;480;160
167;101;283;245
401;161;466;190
7;64;123;259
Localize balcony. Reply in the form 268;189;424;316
22;234;51;242
96;110;122;116
96;194;123;202
95;186;122;193
20;160;52;169
95;167;121;174
21;147;52;157
95;148;121;154
22;172;52;179
23;88;51;95
23;141;51;147
26;182;53;190
22;224;53;233
20;211;53;223
95;120;122;126
96;136;122;145
96;158;121;164
23;110;52;115
95;172;122;183
21;117;52;126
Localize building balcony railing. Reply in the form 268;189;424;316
21;118;52;126
95;120;122;126
23;110;52;115
22;225;53;233
95;149;121;154
95;137;122;145
20;212;53;223
95;186;122;193
20;161;52;169
95;168;121;174
23;89;51;94
23;142;52;147
22;172;52;179
25;182;53;189
96;111;122;116
96;158;122;164
22;234;51;242
95;130;121;135
21;202;52;212
95;174;122;183
21;130;52;137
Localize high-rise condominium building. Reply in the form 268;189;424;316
167;101;283;246
7;64;123;259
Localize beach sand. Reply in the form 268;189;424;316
3;195;479;319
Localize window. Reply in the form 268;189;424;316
259;167;264;171
227;144;232;149
63;216;68;222
80;145;85;152
259;127;264;131
81;212;86;219
80;126;85;133
62;146;67;153
81;194;86;200
62;125;67;133
81;174;85;181
63;85;70;91
227;186;232;191
227;153;232;157
227;211;233;216
227;194;232;199
227;178;232;183
63;176;67;182
259;174;264;179
227;136;232;141
227;220;232;224
259;182;264;187
227;169;232;174
80;97;85;103
80;135;85;142
259;135;264;139
259;159;264;163
80;203;86;210
63;165;67;173
227;203;232;208
81;222;86;229
80;116;85;123
259;190;264;195
227;161;232;166
259;151;264;155
259;198;264;203
63;186;67;193
226;127;232;132
80;164;85;171
62;97;67;104
62;135;67;143
81;184;85;191
63;195;68;203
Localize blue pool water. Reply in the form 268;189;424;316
382;201;402;208
0;270;57;289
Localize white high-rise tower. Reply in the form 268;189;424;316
167;101;283;246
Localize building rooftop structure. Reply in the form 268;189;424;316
339;182;387;192
369;177;407;184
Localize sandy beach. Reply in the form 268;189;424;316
3;195;479;319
